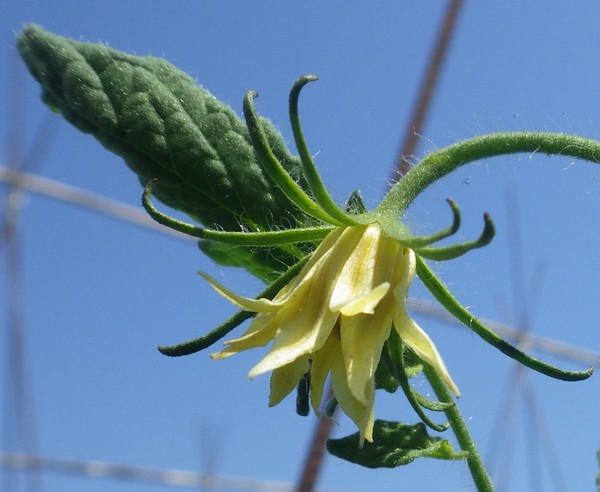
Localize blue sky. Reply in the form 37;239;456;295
2;2;600;491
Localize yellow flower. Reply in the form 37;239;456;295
205;222;459;444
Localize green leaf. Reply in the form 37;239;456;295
18;24;314;281
326;420;466;468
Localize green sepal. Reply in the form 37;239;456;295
413;391;454;412
18;24;314;280
416;256;594;381
326;420;467;468
415;212;495;260
158;309;252;357
398;382;450;432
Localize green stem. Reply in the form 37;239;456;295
378;132;600;216
424;365;494;492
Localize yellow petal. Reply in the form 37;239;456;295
336;282;390;316
329;339;375;445
248;294;339;377
339;294;395;404
210;313;278;359
268;226;348;306
249;243;356;378
394;310;460;397
393;247;416;295
309;333;338;413
310;333;374;444
269;357;310;407
210;228;349;371
198;272;280;312
329;225;381;312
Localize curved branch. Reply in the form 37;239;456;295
379;132;600;216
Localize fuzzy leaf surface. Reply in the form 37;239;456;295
18;24;313;280
327;420;464;468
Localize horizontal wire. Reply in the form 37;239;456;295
0;452;341;492
1;164;598;367
0;164;195;242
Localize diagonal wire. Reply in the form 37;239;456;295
295;2;466;491
487;365;522;491
521;376;569;492
390;0;464;181
0;166;597;368
0;453;342;492
487;187;569;491
294;386;335;492
0;165;194;241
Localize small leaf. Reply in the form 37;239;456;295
326;420;466;468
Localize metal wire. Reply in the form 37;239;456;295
0;453;340;492
1;166;595;367
390;0;465;181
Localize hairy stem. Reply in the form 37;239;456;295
424;365;494;492
379;132;600;216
